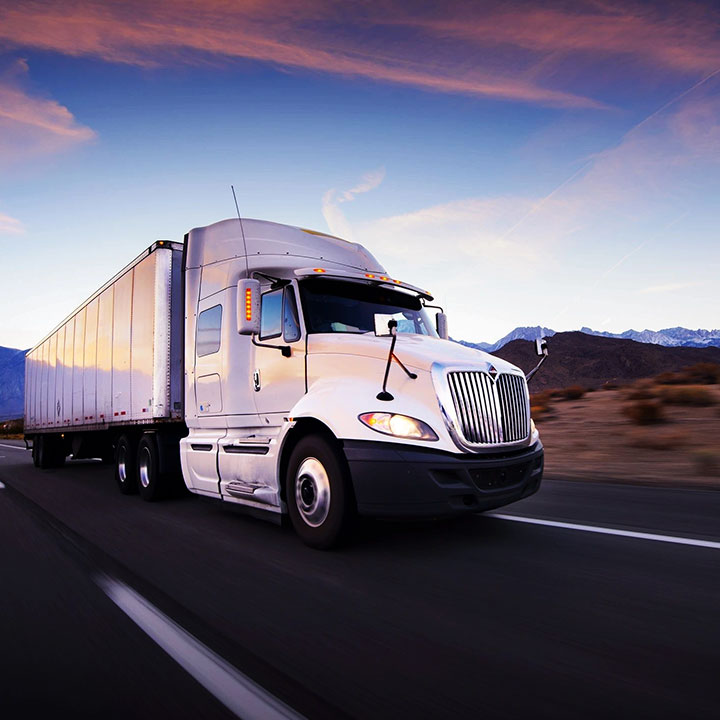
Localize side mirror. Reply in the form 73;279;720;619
436;312;449;340
535;338;548;357
237;278;261;335
374;314;397;337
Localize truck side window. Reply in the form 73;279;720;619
283;287;301;343
260;289;282;340
197;304;222;357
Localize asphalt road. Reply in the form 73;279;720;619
1;439;718;719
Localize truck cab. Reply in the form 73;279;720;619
180;219;543;547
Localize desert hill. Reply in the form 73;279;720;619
494;331;720;391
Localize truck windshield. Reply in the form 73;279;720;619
299;278;438;337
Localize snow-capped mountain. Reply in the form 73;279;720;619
459;326;720;353
457;326;555;353
579;327;720;348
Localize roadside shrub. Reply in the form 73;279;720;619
601;380;621;390
625;379;659;401
622;399;665;425
559;385;586;401
657;385;717;406
691;449;720;477
655;363;720;386
0;418;23;438
530;391;554;420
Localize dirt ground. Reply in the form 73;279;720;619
536;387;720;489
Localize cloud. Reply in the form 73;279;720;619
0;59;96;164
638;282;699;295
352;78;720;337
0;212;24;235
322;167;386;241
0;1;616;108
399;2;720;76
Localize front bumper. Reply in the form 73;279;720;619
343;439;543;518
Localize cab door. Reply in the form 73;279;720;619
183;297;227;496
251;283;306;424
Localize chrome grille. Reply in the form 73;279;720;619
447;371;530;445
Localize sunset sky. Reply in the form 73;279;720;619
1;0;719;349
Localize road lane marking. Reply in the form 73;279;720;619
487;513;720;551
0;480;5;489
0;443;26;450
96;574;304;720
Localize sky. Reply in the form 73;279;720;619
1;0;719;350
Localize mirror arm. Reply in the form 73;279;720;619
422;302;445;313
525;354;547;383
252;335;292;357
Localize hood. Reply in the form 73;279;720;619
306;333;523;374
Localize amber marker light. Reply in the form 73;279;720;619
245;288;253;321
365;273;376;278
313;268;326;273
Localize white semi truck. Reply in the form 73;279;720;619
24;219;545;547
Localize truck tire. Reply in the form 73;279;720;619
286;435;351;549
36;434;65;469
32;436;39;467
137;433;170;502
115;434;139;495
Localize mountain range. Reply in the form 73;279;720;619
493;331;720;391
2;325;720;419
458;326;720;353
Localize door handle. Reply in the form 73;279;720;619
253;369;261;392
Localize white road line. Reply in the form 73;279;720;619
96;575;304;720
487;513;720;551
0;480;5;489
0;443;26;450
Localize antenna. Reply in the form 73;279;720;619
231;185;251;278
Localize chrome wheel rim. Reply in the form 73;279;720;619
295;457;331;528
138;446;151;488
118;444;128;483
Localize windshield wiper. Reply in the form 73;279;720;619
377;320;417;401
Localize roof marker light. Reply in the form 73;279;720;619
313;268;326;273
379;276;389;281
365;273;375;278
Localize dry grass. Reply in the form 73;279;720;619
536;385;720;488
691;450;720;477
657;385;717;406
625;428;689;450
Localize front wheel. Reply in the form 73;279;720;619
286;435;351;549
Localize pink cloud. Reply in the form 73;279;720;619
0;59;96;164
0;1;607;108
0;211;24;235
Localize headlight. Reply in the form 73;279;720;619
359;412;438;441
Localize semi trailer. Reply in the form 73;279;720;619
24;218;545;547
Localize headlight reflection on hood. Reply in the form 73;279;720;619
358;412;438;441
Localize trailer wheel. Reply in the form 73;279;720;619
32;436;39;468
286;435;350;549
36;434;65;469
115;434;139;495
137;434;169;501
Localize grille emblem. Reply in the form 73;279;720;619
488;364;498;379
